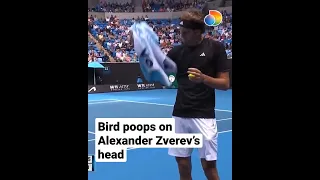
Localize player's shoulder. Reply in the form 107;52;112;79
167;45;183;59
169;45;184;54
203;38;224;49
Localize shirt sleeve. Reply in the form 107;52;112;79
166;46;180;63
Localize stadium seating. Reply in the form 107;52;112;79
88;0;232;62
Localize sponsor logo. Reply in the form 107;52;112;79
109;84;130;91
88;83;161;94
137;83;156;90
88;86;96;92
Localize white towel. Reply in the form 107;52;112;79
130;21;177;87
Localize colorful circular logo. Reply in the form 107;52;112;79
204;10;223;27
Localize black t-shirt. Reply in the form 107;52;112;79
167;39;230;118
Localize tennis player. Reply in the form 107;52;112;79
167;9;230;180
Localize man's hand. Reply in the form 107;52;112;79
187;68;205;83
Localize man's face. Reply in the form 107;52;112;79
180;27;200;46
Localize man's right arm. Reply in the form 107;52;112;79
202;41;230;90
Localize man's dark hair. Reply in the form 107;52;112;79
201;2;209;16
180;8;206;33
180;8;205;24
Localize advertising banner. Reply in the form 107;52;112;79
88;83;162;94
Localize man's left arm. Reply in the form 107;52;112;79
202;42;230;90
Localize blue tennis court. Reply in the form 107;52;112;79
88;89;232;180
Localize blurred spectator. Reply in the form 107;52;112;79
137;74;143;83
89;0;206;12
142;0;206;12
88;30;111;63
88;7;232;62
89;1;135;12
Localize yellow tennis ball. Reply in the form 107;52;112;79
188;74;195;78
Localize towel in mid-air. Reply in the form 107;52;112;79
130;21;177;87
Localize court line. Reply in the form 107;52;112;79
88;98;160;103
88;100;123;105
88;99;122;102
88;99;232;112
218;129;232;133
217;118;232;122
